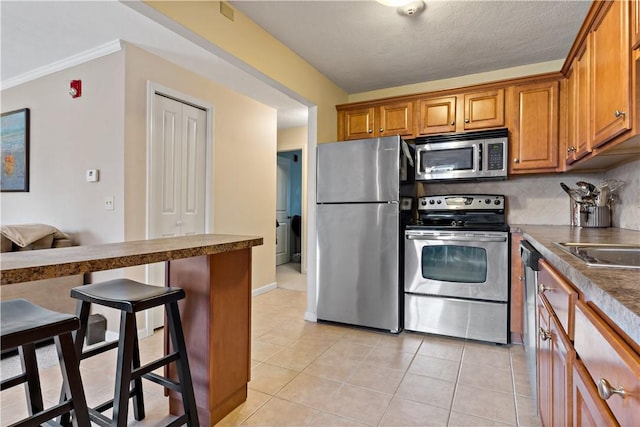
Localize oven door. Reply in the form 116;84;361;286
404;229;508;301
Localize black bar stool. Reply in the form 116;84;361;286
0;298;90;427
67;278;199;427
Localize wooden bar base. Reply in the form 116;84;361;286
166;248;252;426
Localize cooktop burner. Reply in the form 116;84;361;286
411;194;508;231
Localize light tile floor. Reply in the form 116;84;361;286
0;264;542;426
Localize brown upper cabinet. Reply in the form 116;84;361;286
338;101;414;141
633;0;640;49
565;40;592;165
590;0;632;148
508;80;560;174
416;96;457;135
463;89;505;130
416;89;505;136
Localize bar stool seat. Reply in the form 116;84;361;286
68;278;199;427
1;298;90;427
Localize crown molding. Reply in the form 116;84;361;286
1;39;123;90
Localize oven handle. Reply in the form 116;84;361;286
406;234;507;243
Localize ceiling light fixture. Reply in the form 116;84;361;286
377;0;425;17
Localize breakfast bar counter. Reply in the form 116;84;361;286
0;234;264;426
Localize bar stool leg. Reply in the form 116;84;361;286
113;311;136;426
59;300;91;427
131;327;145;421
166;301;199;426
19;342;44;416
56;332;91;427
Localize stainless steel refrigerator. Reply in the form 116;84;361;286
316;135;409;333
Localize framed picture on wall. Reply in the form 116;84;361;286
1;108;30;192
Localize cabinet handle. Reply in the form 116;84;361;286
513;158;520;164
464;118;470;123
450;121;455;126
567;146;576;153
538;283;552;293
597;378;626;400
614;110;626;118
379;128;384;132
368;129;373;133
518;275;524;282
538;327;551;341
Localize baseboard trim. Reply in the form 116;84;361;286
252;282;277;297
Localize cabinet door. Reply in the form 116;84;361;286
591;0;631;148
573;359;618;427
463;89;505;130
537;300;552;427
574;300;640;426
566;62;577;164
510;81;559;173
379;101;414;137
574;40;592;160
550;312;574;427
340;107;375;140
417;96;456;135
633;0;640;50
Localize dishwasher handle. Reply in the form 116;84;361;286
520;240;542;271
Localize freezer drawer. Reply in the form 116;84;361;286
404;294;508;344
316;203;400;332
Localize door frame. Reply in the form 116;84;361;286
143;81;214;336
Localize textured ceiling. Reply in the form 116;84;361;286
1;1;592;128
230;0;592;93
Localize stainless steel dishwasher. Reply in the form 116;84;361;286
519;240;543;406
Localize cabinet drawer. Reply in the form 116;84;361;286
574;300;640;426
538;259;578;339
573;359;618;427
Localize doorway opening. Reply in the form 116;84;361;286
276;150;303;280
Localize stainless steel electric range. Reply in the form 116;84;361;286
404;194;509;344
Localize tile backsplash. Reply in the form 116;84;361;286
421;158;639;231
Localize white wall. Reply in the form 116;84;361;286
0;52;126;245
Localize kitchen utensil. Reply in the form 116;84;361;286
561;183;592;205
576;181;597;195
595;179;625;206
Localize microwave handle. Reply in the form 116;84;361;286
406;234;507;243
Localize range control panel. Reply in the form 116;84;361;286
418;194;505;211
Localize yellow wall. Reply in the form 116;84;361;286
146;1;348;143
124;43;277;290
348;60;566;102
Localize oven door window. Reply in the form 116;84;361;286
421;245;487;283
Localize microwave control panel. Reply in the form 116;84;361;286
487;142;505;170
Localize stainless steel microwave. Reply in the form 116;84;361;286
414;128;508;182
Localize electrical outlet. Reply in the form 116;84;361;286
104;196;114;211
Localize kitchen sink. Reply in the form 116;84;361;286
554;242;640;269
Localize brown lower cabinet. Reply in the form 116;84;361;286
534;259;640;427
572;359;618;427
537;294;575;427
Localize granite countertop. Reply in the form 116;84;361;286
0;234;263;285
512;225;640;346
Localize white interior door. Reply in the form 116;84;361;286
276;156;290;265
148;93;207;330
